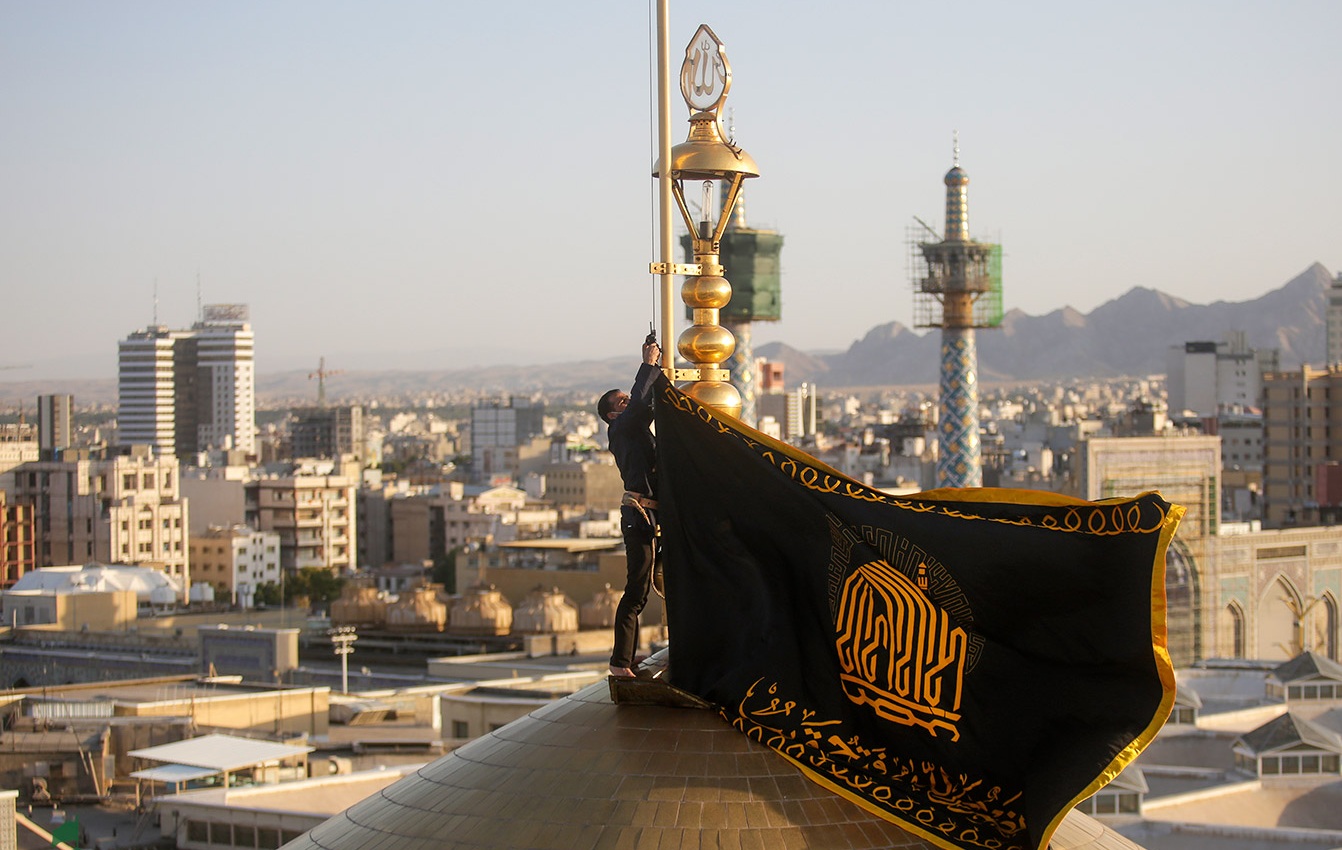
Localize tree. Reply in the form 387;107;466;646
287;567;345;606
254;581;282;607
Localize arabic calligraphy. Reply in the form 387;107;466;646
835;558;969;740
732;679;1029;850
679;25;730;113
661;383;1170;537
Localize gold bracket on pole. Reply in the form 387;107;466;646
649;262;703;276
673;367;729;382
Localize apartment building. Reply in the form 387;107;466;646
8;450;190;595
189;525;281;607
246;476;357;574
1262;366;1342;528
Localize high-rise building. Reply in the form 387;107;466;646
469;398;544;485
1327;271;1342;366
290;405;365;463
1262;365;1342;527
912;141;1003;488
117;304;255;459
36;395;73;457
1166;332;1278;418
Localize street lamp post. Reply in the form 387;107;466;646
328;626;358;694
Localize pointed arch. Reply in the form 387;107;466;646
1164;538;1202;666
1316;593;1339;661
1217;600;1246;659
1258;574;1304;661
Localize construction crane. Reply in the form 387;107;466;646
308;357;344;407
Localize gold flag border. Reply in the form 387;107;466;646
663;383;1184;850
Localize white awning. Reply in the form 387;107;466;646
129;733;313;772
130;764;220;784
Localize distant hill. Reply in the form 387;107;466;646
1;263;1333;406
759;262;1332;388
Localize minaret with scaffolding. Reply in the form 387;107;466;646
912;138;1003;487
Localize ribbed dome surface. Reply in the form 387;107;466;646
284;655;1145;850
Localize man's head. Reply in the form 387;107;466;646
597;388;629;423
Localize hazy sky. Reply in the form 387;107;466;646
3;1;1339;380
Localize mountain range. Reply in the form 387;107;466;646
0;263;1333;407
768;261;1332;389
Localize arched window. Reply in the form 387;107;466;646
1322;594;1339;661
1165;540;1201;666
1218;601;1245;659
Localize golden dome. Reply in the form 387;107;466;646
283;653;1147;850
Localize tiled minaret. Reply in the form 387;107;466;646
916;140;1002;487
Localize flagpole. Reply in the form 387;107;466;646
656;0;675;372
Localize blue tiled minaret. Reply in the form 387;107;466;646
916;141;1000;488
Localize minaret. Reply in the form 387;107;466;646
915;137;1003;487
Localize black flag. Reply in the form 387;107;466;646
656;380;1181;850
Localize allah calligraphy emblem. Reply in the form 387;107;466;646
828;515;980;741
835;559;968;739
680;24;731;114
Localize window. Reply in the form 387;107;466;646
452;720;469;738
123;474;135;491
143;473;154;489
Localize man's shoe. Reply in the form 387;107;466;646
609;665;637;679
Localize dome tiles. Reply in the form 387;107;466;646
284;653;1147;850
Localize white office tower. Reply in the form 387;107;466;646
194;304;256;456
118;327;180;455
117;304;256;458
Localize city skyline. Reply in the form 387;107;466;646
3;1;1339;381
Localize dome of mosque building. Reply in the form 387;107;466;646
448;583;513;636
282;652;1149;850
944;164;969;186
512;585;578;635
579;582;622;629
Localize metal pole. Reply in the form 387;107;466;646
656;0;675;372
